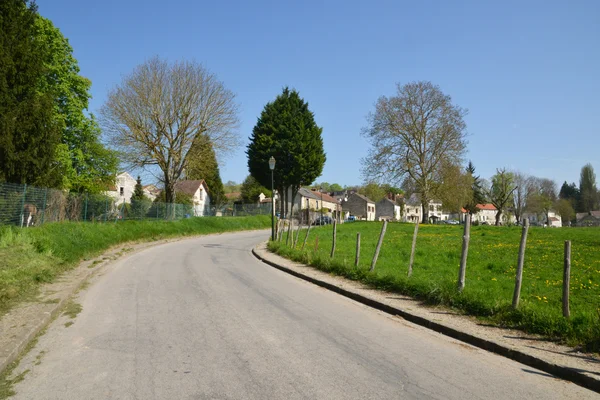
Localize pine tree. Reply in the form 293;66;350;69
0;0;62;185
463;161;486;214
559;181;580;211
130;176;150;218
186;134;226;206
247;87;326;216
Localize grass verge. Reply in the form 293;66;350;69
0;216;270;316
269;221;600;350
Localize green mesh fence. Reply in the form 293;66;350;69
0;182;271;227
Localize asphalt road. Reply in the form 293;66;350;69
12;230;596;399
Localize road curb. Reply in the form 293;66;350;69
252;244;600;394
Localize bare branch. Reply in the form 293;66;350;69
100;57;239;202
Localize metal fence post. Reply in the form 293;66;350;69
104;199;108;223
19;183;27;228
41;187;48;225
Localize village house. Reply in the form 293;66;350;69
294;188;342;223
522;210;562;227
174;180;210;217
576;211;600;227
344;193;376;221
375;193;403;221
143;184;161;202
403;194;451;223
106;172;137;206
461;204;498;224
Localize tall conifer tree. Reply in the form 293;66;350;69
247;87;326;216
0;0;61;185
186;133;226;206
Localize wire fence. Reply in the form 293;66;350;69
0;182;272;227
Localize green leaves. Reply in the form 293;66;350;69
0;1;62;186
247;87;326;193
0;7;117;191
186;134;226;206
35;17;117;193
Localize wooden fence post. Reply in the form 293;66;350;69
408;222;419;277
286;218;293;246
512;219;530;309
563;240;571;318
278;222;284;242
355;232;361;267
302;222;312;250
314;235;319;252
370;220;388;272
330;220;337;258
458;214;471;292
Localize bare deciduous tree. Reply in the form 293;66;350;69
101;57;239;203
362;81;467;222
526;176;558;225
512;171;533;224
488;168;516;226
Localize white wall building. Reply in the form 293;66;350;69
174;180;211;216
106;172;137;206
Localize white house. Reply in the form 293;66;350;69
522;210;562;227
143;184;161;202
106;172;137;206
460;204;498;224
403;194;452;223
174;180;211;216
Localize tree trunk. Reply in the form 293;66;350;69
421;196;429;223
495;210;502;226
164;175;175;204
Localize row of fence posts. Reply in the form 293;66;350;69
274;214;575;319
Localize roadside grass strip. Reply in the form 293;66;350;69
269;222;600;350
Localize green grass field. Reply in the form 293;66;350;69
269;221;600;349
0;216;270;316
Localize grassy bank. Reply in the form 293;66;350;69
0;216;270;315
269;222;600;350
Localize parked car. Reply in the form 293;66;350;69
346;215;357;222
312;216;333;225
446;219;460;225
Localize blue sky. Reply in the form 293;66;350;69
38;0;600;189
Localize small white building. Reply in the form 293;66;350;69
461;204;498;224
174;180;211;216
522;210;562;227
143;184;161;202
106;172;137;206
403;194;451;223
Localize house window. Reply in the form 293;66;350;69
119;187;124;196
429;205;434;212
199;189;203;200
316;201;319;209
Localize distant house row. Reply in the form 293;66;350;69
294;188;563;226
